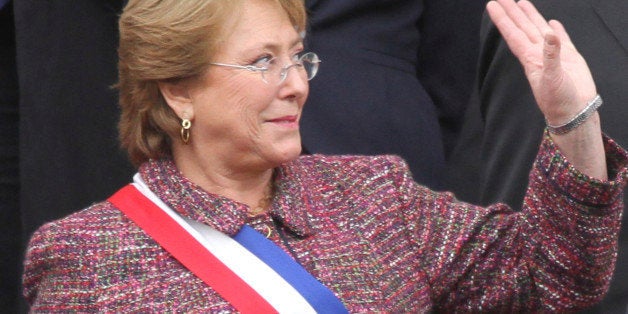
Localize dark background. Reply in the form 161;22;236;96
4;0;623;313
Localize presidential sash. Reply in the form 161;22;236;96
108;174;348;313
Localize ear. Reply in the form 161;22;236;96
158;80;195;120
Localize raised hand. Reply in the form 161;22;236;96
486;0;607;180
486;0;596;126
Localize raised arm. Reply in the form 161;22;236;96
486;0;607;180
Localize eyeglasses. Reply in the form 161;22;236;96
209;52;321;85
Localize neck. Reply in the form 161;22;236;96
172;149;275;211
248;178;274;217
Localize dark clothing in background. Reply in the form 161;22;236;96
2;1;132;312
0;1;20;311
446;0;628;312
417;0;487;158
302;0;487;190
14;0;133;240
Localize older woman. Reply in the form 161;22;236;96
23;0;627;312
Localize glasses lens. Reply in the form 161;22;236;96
300;52;319;80
266;52;320;85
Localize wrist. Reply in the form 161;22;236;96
546;95;602;135
548;112;607;180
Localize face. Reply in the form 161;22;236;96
181;0;308;172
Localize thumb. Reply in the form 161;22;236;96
542;30;562;83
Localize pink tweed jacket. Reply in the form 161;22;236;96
24;134;628;313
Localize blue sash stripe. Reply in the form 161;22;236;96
234;225;349;314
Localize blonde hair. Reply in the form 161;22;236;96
117;0;306;166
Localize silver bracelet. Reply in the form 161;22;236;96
546;94;603;135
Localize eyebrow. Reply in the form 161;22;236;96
258;35;304;52
229;35;304;63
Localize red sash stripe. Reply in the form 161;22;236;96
108;184;278;314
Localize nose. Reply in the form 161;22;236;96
278;64;308;100
279;63;307;84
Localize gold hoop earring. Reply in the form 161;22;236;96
180;118;191;144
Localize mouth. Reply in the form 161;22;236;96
266;115;299;128
267;115;298;123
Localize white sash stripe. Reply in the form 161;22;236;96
132;174;316;314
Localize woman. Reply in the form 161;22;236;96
23;0;627;312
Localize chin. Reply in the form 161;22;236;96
271;130;301;156
280;145;302;162
273;139;302;164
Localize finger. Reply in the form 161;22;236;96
541;31;568;124
495;0;544;43
517;0;552;36
542;30;564;91
486;1;532;57
548;20;576;49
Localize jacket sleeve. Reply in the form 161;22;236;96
399;132;628;312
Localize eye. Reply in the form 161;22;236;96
291;46;308;64
250;54;275;70
291;53;301;63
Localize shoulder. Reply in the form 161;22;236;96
24;198;141;273
29;200;126;240
24;201;128;267
281;154;419;210
23;200;128;304
281;154;439;244
289;154;411;177
284;154;414;188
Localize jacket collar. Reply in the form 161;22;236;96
139;158;314;237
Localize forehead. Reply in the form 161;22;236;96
217;0;302;55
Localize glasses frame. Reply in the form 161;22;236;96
209;52;320;85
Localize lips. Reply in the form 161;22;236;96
267;115;298;123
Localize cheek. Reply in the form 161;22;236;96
224;84;271;135
197;75;275;139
